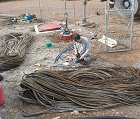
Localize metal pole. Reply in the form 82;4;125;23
38;0;42;20
64;0;67;13
72;0;76;25
105;1;108;52
82;1;87;21
64;0;69;32
129;0;134;49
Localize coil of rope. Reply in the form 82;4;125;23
0;32;34;71
19;66;140;117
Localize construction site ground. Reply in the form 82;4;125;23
0;0;140;119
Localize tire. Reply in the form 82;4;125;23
114;0;140;18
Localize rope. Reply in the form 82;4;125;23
0;33;34;71
19;66;140;117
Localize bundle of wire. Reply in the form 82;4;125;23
19;67;140;117
0;33;33;71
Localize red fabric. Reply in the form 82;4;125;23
37;21;61;32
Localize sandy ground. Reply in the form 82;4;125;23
0;0;140;119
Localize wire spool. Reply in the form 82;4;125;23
0;83;4;105
60;32;73;41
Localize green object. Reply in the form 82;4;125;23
45;42;52;47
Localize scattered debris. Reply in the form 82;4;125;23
63;62;71;66
6;13;37;25
90;32;98;39
52;116;60;119
95;11;100;15
34;63;41;67
82;111;87;115
18;13;37;22
71;110;79;115
7;18;17;25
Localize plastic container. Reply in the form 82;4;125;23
60;32;73;41
0;83;4;105
24;13;33;21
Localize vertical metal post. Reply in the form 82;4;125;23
64;0;67;14
105;1;108;52
83;1;86;20
38;0;42;20
82;0;87;22
129;0;134;49
64;0;69;32
72;0;76;25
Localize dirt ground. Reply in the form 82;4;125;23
0;0;140;119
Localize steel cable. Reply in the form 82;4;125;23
19;67;140;117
